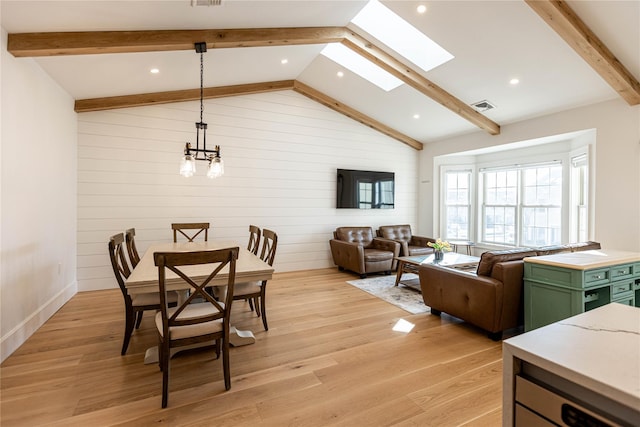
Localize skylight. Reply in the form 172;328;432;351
321;43;403;91
351;0;454;73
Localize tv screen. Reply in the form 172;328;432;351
336;168;395;209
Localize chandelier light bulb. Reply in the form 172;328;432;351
180;154;196;177
207;156;224;179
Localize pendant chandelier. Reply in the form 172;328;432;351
179;42;224;179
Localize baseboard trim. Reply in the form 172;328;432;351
1;280;77;363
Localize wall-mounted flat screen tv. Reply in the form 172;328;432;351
336;168;395;209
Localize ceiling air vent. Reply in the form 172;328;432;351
191;0;222;6
470;100;496;112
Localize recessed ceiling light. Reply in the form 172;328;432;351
281;59;288;65
417;5;427;14
413;114;420;119
510;78;520;85
150;68;160;74
321;43;402;91
337;71;344;78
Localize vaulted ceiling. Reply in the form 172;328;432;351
2;0;639;149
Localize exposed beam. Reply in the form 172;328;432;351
526;0;640;105
10;26;498;137
7;27;346;57
76;79;423;150
341;31;501;136
293;81;423;150
74;80;295;112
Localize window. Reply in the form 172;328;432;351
571;154;589;242
480;162;562;247
443;170;472;240
482;170;518;245
521;165;562;246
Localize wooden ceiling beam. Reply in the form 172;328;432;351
74;80;296;112
293;81;423;150
341;31;501;136
7;27;347;57
76;79;423;150
526;0;640;106
10;26;496;139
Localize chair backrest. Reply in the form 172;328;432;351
334;227;374;247
154;248;238;335
378;225;412;243
259;229;278;266
247;225;261;255
125;228;141;268
171;222;210;242
108;233;131;298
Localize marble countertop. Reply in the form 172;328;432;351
524;249;640;270
503;303;640;411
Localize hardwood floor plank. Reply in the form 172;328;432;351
1;268;506;426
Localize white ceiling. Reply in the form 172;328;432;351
2;0;638;144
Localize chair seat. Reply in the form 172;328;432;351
364;249;394;262
155;303;224;340
132;291;178;307
408;246;433;256
234;281;262;297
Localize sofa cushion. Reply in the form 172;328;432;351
364;248;394;262
569;241;601;252
476;248;537;277
535;245;571;256
408;245;433;256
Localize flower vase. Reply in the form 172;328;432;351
434;250;444;261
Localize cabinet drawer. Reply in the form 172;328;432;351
611;294;634;306
611;281;633;295
584;268;609;285
610;264;634;280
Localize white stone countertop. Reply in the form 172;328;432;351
523;249;640;270
503;303;640;412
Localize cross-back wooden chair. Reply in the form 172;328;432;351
171;222;210;242
125;228;141;268
154;247;238;408
234;229;277;330
247;225;261;255
108;233;177;355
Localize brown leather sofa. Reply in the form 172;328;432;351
377;224;435;261
330;226;400;278
418;241;601;340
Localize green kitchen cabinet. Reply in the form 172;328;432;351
524;252;640;331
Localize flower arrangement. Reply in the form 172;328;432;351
428;238;452;252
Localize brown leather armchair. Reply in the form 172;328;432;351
330;226;400;278
377;224;435;257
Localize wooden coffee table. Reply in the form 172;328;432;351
394;252;480;288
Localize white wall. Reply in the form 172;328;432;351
419;98;640;252
77;91;419;291
0;29;78;362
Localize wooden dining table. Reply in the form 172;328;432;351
125;240;274;364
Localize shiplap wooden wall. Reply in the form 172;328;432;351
78;90;419;291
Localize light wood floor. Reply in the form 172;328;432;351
1;269;505;426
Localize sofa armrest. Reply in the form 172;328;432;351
410;235;436;247
330;239;365;274
372;237;400;257
490;260;525;328
419;264;505;333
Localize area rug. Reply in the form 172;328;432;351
346;273;430;314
